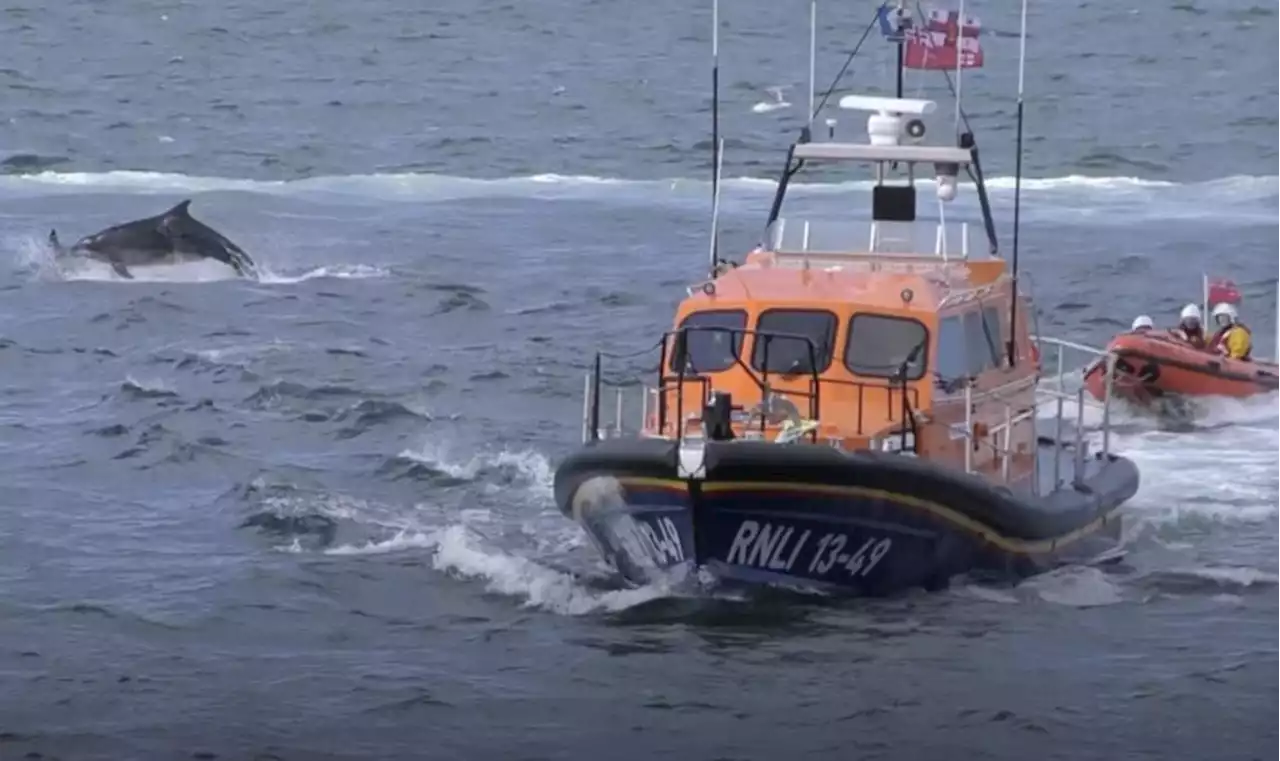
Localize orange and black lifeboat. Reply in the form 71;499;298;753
1083;331;1279;403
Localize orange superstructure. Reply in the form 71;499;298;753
643;235;1046;492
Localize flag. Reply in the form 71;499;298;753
876;3;912;43
904;6;984;70
1207;277;1242;306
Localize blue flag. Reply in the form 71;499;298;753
876;3;912;43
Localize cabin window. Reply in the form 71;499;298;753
751;309;837;374
936;308;1003;381
964;308;1001;374
935;316;967;381
982;305;1006;365
669;309;747;373
843;314;929;381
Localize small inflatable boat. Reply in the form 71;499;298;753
1082;331;1279;405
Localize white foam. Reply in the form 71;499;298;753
254;264;391;284
321;524;669;615
1017;565;1127;607
121;374;177;396
64;258;240;283
1161;565;1279;589
0;170;1272;223
1110;393;1278;508
395;440;554;501
430;524;670;615
262;441;673;615
750;86;792;114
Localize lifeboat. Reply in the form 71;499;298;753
1082;330;1279;405
1082;273;1279;406
551;1;1140;597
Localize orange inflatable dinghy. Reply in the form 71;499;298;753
1083;331;1279;404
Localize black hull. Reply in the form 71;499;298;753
554;438;1139;596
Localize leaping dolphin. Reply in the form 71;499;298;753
48;199;259;280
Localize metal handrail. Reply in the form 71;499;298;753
660;325;824;441
582;331;1124;498
581;328;925;445
765;217;977;258
1029;334;1120;492
582;325;828;446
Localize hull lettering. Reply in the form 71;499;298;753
725;520;894;580
726;520;761;565
638;515;685;564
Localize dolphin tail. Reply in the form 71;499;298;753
48;229;64;254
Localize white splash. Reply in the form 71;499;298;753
751;86;792;113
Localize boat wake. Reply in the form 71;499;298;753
236;440;680;616
246;402;1277;617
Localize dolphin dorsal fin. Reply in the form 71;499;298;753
167;199;193;217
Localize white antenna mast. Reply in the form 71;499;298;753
708;0;721;275
953;0;966;133
1007;0;1030;367
708;139;724;273
808;0;817;132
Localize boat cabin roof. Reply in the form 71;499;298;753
692;266;945;313
688;255;1010;318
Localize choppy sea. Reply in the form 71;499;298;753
1;1;1277;759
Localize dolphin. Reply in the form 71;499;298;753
48;199;259;280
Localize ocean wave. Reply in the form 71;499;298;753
0;168;1274;206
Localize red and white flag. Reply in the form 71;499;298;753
904;6;984;71
1206;276;1242;306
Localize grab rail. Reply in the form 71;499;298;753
579;331;1123;499
581;325;827;445
579;328;920;447
1031;335;1119;491
658;325;823;442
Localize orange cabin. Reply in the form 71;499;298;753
644;248;1044;490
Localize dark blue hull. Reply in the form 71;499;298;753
555;438;1137;596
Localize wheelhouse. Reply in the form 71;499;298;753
654;258;1040;446
657;267;943;444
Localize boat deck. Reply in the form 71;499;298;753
1034;434;1097;497
1029;431;1137;542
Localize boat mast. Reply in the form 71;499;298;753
894;1;905;98
1006;0;1029;367
708;0;721;276
808;0;817;134
953;0;966;132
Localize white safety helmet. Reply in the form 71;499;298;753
1130;315;1154;331
1211;301;1238;326
1179;303;1201;324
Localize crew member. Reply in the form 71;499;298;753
1170;303;1206;348
1208;302;1252;361
1130;315;1154;333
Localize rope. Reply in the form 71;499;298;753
595;337;664;361
809;8;883;123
